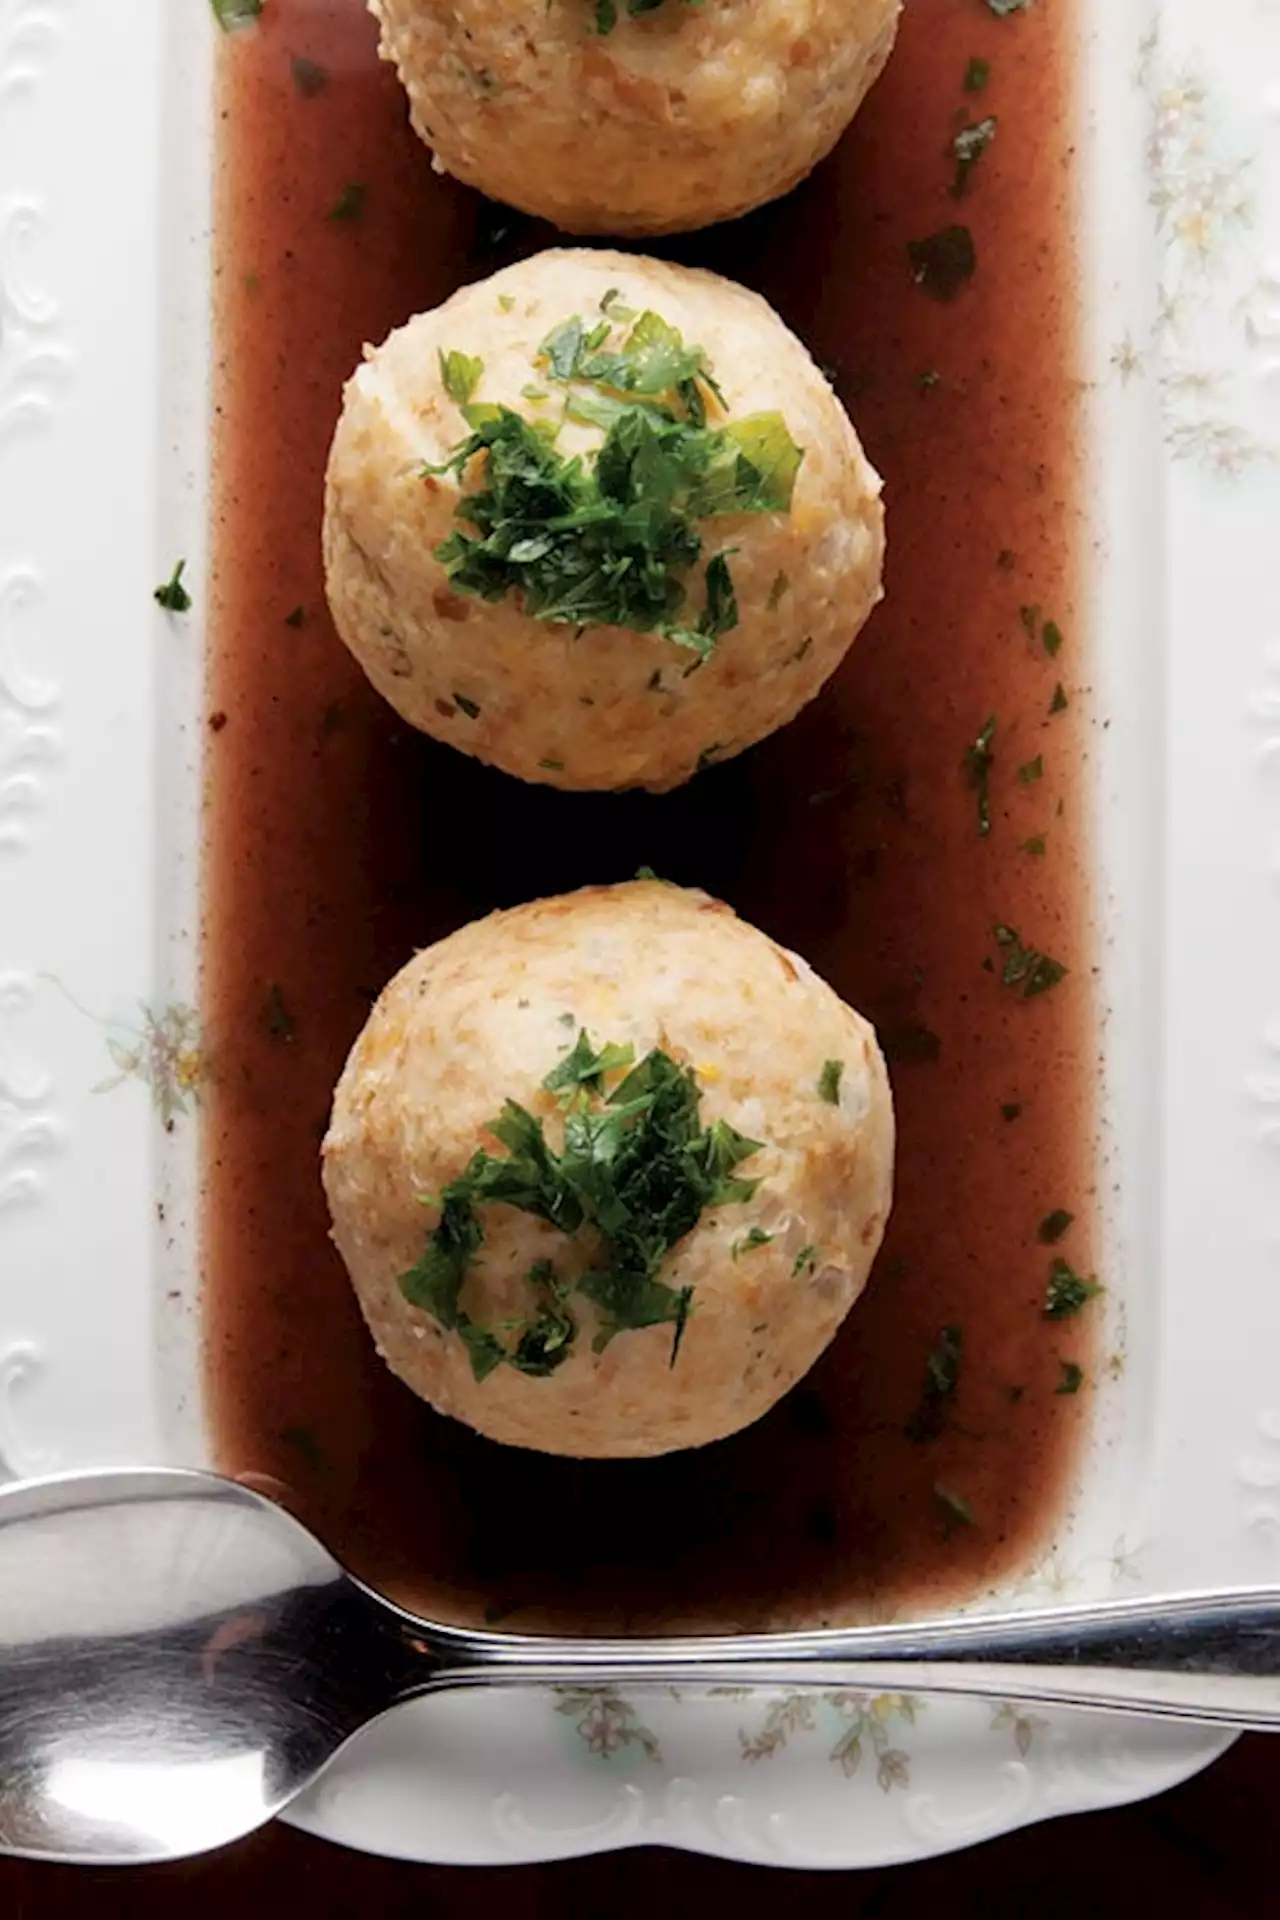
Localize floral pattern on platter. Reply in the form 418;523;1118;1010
739;1691;919;1791
554;1687;663;1764
1122;26;1277;474
95;1003;203;1126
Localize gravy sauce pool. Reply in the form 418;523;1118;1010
204;0;1094;1631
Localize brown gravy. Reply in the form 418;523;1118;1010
203;0;1095;1631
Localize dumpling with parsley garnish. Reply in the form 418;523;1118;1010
368;0;901;236
322;248;884;793
322;879;895;1458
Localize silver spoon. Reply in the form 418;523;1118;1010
1;1465;1277;1865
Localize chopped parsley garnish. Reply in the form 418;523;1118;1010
767;570;791;611
792;1243;819;1277
291;54;328;96
1001;1101;1023;1121
1021;834;1046;856
1043;1257;1103;1319
1055;1360;1084;1395
1050;682;1068;714
508;1262;577;1377
439;350;484;406
986;0;1031;13
1017;754;1044;785
908;225;977;301
732;1226;774;1259
210;0;262;28
1022;605;1063;656
963;714;997;836
965;56;992;91
154;560;192;613
543;1028;635;1102
284;605;305;628
1038;1208;1074;1244
818;1059;844;1104
992;924;1068;998
452;692;480;718
934;1483;976;1532
906;1324;963;1442
594;0;694;31
917;369;942;392
426;311;802;663
539;757;564;770
328;182;367;222
262;982;296;1043
401;1037;765;1377
951;116;997;194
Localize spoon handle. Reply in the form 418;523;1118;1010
397;1587;1280;1728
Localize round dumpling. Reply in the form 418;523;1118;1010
323;247;885;793
322;880;895;1458
369;0;902;236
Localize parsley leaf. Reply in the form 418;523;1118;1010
952;115;997;194
291;54;328;96
154;560;192;613
792;1243;819;1277
906;1324;963;1442
818;1059;844;1104
210;0;262;27
732;1226;774;1259
1043;1257;1103;1319
964;714;997;836
543;1029;635;1102
992;924;1068;998
934;1483;976;1532
1055;1360;1084;1395
328;182;366;222
908;225;977;301
965;56;992;91
439;349;484;406
509;1261;577;1377
1017;754;1044;785
1050;681;1068;713
1038;1208;1074;1244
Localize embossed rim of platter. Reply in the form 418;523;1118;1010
1;0;1277;1870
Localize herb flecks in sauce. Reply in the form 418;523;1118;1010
1038;1208;1074;1244
934;1483;976;1533
906;1324;963;1442
1043;1258;1103;1320
154;560;192;614
327;182;367;222
427;311;802;663
951;116;997;195
963;714;997;836
965;56;992;91
400;1036;765;1378
210;0;262;29
290;54;328;97
818;1059;844;1104
908;226;977;301
262;982;296;1043
992;924;1068;999
1055;1360;1084;1395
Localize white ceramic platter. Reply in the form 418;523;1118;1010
2;0;1279;1870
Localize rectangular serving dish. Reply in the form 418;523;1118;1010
1;0;1277;1868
